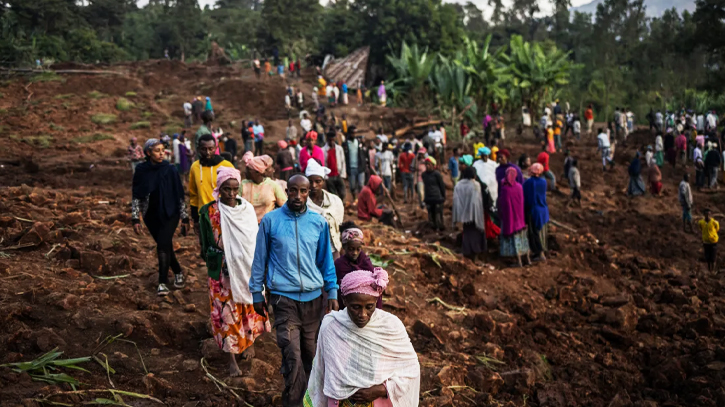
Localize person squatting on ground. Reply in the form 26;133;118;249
334;223;380;309
304;267;420;407
250;175;339;407
131;139;189;296
199;167;270;377
452;166;487;262
357;175;395;227
189;134;235;255
498;167;531;268
240;152;287;224
422;157;446;231
698;208;720;272
306;159;345;260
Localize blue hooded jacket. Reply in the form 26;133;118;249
250;203;338;303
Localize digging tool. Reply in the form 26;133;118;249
382;185;403;228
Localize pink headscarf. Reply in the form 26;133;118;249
340;267;389;298
213;167;242;200
243;151;274;174
278;140;288;149
340;228;364;244
504;166;518;186
529;163;544;177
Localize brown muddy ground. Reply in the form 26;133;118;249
1;62;724;407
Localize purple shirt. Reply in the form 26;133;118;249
334;251;382;309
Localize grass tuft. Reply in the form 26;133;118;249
22;135;53;148
130;121;151;130
54;94;74;100
49;122;65;132
125;91;137;97
73;133;114;144
88;90;107;99
29;72;65;83
91;113;117;125
116;97;134;111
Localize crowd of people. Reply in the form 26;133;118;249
127;72;725;405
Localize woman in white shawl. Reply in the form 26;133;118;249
199;167;271;377
472;146;499;206
452;166;486;262
305;267;420;407
306;159;345;258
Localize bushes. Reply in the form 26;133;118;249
73;133;115;143
130;121;151;130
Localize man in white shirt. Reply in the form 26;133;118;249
655;111;664;132
707;111;717;132
376;128;389;145
430;127;444;163
597;128;614;171
375;143;395;191
172;134;181;168
183;101;192;128
300;113;312;133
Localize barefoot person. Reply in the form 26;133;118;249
498;167;531;267
199;167;270;376
250;175;339;407
305;267;420;407
131;139;189;296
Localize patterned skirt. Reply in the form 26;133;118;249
499;228;530;257
208;274;271;354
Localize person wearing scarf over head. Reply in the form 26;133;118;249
240;151;287;223
648;158;663;196
627;152;646;197
199;167;271;377
132;139;189;296
494;149;523;188
357;175;395;226
276;139;295;182
334;222;379;309
300;131;325;173
452;167;487;262
498;167;531;267
304;268;420;407
306;159;345;259
472;147;501;239
523;163;550;262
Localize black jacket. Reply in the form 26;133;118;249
225;138;237;159
422;170;446;204
705;149;722;169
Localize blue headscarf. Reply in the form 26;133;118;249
480;147;491;157
459;155;473;166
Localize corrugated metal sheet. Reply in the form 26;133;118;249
323;46;369;88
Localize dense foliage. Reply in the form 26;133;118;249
2;0;725;124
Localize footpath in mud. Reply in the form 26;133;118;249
1;63;725;407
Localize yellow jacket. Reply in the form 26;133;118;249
189;159;234;211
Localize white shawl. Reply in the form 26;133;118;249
218;197;258;304
307;190;345;252
452;179;485;231
473;159;499;205
306;309;420;407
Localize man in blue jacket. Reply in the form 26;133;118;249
251;174;338;407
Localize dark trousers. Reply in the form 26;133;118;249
528;223;544;257
280;169;293;182
255;140;264;156
326;176;346;201
696;168;705;188
271;294;323;407
426;201;444;230
144;213;182;284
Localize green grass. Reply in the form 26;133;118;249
164;123;183;134
9;134;18;140
49;122;65;132
54;94;74;100
22;135;53;148
0;109;7;115
130;121;151;130
125;91;137;97
0;92;4;98
61;102;71;109
91;113;117;125
116;97;134;111
29;72;65;83
73;133;114;144
141;111;153;119
88;90;107;99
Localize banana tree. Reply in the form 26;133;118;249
454;35;510;114
386;41;437;108
430;56;477;140
501;35;574;118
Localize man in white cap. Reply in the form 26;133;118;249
306;159;345;259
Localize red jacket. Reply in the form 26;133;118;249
537;151;550;172
358;176;383;220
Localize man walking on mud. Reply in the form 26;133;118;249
250;175;339;407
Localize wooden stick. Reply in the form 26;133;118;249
382;185;403;228
550;218;577;233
